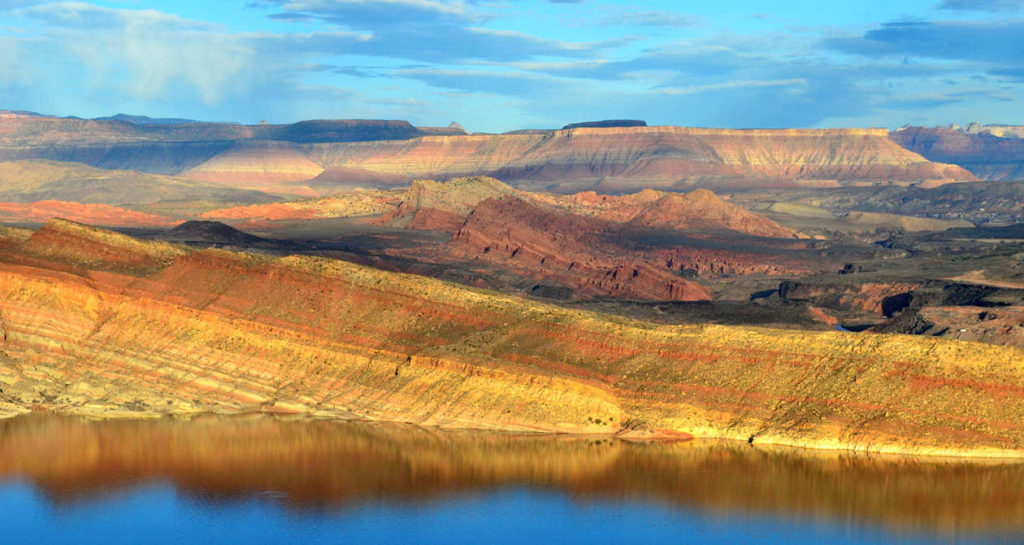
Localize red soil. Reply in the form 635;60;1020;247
0;200;175;227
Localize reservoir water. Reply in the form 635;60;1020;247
0;414;1021;544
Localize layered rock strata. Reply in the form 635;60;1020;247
0;220;1022;457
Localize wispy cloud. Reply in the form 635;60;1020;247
264;0;479;26
828;19;1024;65
658;78;805;96
599;10;702;27
937;0;1024;12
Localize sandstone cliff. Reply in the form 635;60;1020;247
0;221;1022;457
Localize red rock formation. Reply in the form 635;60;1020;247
18;219;184;273
623;189;795;237
378;176;521;230
448;196;712;301
377;178;806;300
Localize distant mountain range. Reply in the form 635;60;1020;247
93;114;205;125
1;111;1002;199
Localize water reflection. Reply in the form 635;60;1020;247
0;414;1022;538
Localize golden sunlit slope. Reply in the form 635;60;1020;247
0;220;1022;457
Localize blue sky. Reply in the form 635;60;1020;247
0;0;1022;131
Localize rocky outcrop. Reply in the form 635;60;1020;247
872;281;1024;347
779;281;922;315
0;222;1022;456
448;196;712;301
623;189;797;237
377;178;803;300
157;221;268;247
379;176;522;230
17;219;184;273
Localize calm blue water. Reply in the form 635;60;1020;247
0;481;1015;545
1;415;1021;545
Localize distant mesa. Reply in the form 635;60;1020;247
562;120;648;130
0;111;984;194
274;119;423;143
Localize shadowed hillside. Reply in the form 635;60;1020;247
0;160;276;205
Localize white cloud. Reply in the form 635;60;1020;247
0;35;35;86
17;3;256;104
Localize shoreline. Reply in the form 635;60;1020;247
3;404;1022;463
